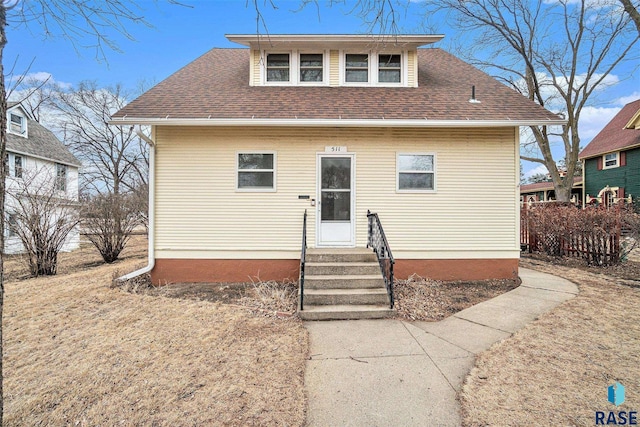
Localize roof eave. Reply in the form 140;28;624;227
109;117;567;127
579;141;640;160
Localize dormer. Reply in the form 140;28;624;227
7;103;30;138
226;34;444;88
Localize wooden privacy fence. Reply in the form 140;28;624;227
521;202;624;266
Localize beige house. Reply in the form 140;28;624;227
112;34;564;285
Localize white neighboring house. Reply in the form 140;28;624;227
4;101;82;255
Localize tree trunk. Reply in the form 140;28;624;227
0;4;8;422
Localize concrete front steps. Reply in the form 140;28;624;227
298;248;394;320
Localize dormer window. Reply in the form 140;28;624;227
342;52;404;86
378;54;401;83
9;113;26;135
300;54;323;82
266;53;290;82
345;54;369;83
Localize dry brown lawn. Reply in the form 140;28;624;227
3;237;308;426
460;258;640;426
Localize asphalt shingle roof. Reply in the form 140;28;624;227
579;99;640;159
7;107;81;167
113;48;562;122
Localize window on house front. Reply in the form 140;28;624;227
378;54;401;83
14;155;22;178
9;113;24;134
345;54;369;82
603;152;619;168
237;153;275;190
397;153;436;191
266;53;290;82
300;53;323;82
7;213;17;237
55;163;67;192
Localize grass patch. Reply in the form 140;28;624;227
460;259;640;426
394;275;519;321
4;237;308;426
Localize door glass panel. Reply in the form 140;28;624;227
321;192;351;221
321;158;351;189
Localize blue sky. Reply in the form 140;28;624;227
6;0;640;178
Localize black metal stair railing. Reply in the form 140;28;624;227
366;210;395;309
299;209;308;311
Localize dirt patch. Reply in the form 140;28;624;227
3;237;308;427
394;275;520;321
460;258;640;426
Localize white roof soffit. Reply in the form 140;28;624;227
109;117;567;127
225;34;445;50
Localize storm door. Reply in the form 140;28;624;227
317;154;355;246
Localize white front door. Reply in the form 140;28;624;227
317;154;355;247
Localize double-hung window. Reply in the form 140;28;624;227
603;152;619;169
55;163;67;192
397;153;436;192
300;53;323;82
9;113;24;134
345;54;369;83
378;54;401;83
266;53;290;82
237;153;276;191
14;155;22;178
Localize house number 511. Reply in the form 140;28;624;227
325;146;347;152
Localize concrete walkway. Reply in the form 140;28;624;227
303;267;578;427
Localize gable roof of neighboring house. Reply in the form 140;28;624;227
7;102;82;167
111;48;564;126
520;176;582;193
579;99;640;160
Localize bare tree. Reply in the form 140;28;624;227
51;81;149;195
6;166;80;276
83;192;140;263
419;0;639;202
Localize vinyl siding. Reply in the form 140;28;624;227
251;50;261;86
329;50;340;86
154;126;519;259
407;50;417;87
584;147;640;199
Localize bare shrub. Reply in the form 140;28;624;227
83;192;140;263
239;277;298;313
6;167;80;276
525;202;631;266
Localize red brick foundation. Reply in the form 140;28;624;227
394;258;519;281
151;257;518;284
151;259;300;284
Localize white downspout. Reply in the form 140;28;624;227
118;125;156;281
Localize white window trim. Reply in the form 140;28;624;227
396;152;437;193
236;151;277;192
297;50;329;86
8;112;27;138
603;152;619;169
55;163;68;193
261;50;329;86
377;53;404;87
340;50;408;87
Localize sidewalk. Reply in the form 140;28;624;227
303;267;578;427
